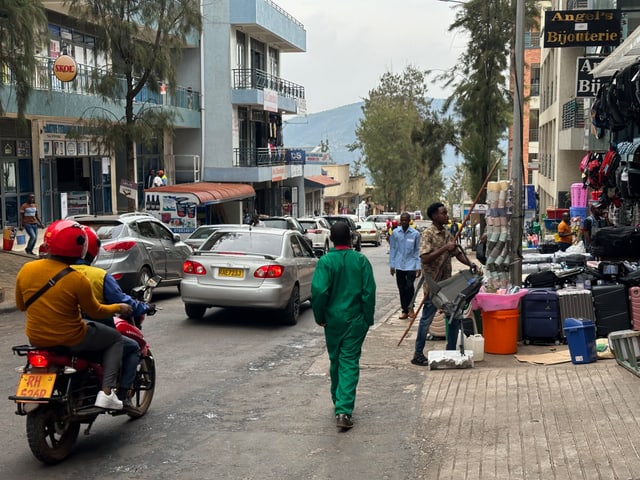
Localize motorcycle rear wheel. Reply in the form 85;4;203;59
26;407;80;464
127;353;156;419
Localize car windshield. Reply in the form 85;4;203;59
262;219;288;229
326;217;348;227
200;231;283;256
189;227;218;239
299;220;316;229
80;222;124;240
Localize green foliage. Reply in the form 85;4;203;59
436;0;538;199
351;66;455;212
0;0;48;118
66;0;202;181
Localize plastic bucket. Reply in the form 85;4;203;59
2;226;15;251
571;183;588;207
482;309;519;354
16;234;26;245
563;318;597;364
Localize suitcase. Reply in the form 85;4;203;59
591;284;631;337
524;270;558;289
629;286;640;331
521;288;562;344
591;226;640;259
557;288;596;325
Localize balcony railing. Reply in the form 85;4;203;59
2;56;200;111
233;147;306;167
529;128;539;142
529;82;540;97
561;98;586;129
524;32;540;49
233;68;305;100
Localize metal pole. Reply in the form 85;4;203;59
509;0;525;287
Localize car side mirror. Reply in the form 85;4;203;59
356;225;361;229
173;233;181;242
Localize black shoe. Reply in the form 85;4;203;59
336;413;353;429
411;353;429;366
121;397;136;411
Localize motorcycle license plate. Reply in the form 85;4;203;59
15;373;56;400
218;267;243;278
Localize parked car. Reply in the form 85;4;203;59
261;216;313;248
322;215;362;251
183;224;248;250
67;213;193;301
180;228;318;325
357;221;382;246
365;214;398;232
298;217;332;253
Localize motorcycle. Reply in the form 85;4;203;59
8;276;161;464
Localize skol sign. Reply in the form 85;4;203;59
53;55;78;82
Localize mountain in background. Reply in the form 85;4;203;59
282;99;460;181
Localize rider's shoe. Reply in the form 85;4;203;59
95;390;123;410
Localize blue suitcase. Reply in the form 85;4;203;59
521;288;562;345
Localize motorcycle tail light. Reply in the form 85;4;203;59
103;241;137;252
254;265;284;278
184;260;206;275
27;351;50;368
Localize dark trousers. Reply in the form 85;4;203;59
395;270;416;313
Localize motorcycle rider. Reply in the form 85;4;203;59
15;220;133;410
72;225;152;410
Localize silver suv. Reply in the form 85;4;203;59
68;213;193;301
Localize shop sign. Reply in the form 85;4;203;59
271;165;286;182
53;55;78;82
119;179;137;199
544;10;620;48
263;88;278;112
576;57;605;97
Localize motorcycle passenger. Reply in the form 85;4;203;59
73;225;150;409
15;220;133;410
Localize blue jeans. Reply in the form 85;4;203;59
120;336;140;390
415;297;437;356
24;223;38;253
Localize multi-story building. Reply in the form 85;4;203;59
537;0;640;220
0;0;316;230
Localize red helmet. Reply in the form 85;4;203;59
42;220;88;258
392;220;399;227
81;225;101;261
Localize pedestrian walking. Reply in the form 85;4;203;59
311;222;376;430
389;212;421;319
411;202;476;366
19;193;44;255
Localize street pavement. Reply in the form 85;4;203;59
2;238;640;479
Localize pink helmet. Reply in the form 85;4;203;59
42;220;88;258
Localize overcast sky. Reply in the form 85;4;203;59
275;0;469;114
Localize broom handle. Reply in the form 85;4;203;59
397;157;500;347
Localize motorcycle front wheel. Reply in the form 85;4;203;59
26;407;80;464
127;352;156;419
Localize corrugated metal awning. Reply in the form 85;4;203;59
145;182;255;205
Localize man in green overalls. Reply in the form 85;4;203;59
311;222;376;430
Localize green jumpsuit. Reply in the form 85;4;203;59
311;246;376;416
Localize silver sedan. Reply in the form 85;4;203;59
180;227;318;325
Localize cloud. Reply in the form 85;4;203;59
276;0;468;113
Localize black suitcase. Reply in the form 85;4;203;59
591;284;631;337
591;226;640;259
521;288;562;344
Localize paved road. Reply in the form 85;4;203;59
2;243;640;479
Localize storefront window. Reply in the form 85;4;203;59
2;162;17;193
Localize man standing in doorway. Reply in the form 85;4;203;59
389;212;421;320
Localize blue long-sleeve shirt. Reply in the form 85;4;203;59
389;227;421;271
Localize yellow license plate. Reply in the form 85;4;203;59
16;373;56;400
218;268;244;278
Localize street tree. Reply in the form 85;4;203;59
0;0;48;118
437;0;538;198
67;0;202;207
351;66;454;211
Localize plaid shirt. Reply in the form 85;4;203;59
419;223;453;281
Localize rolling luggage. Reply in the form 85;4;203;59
591;284;631;337
521;288;562;344
556;288;596;325
629;286;640;331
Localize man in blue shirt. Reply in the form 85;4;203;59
389;212;421;319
